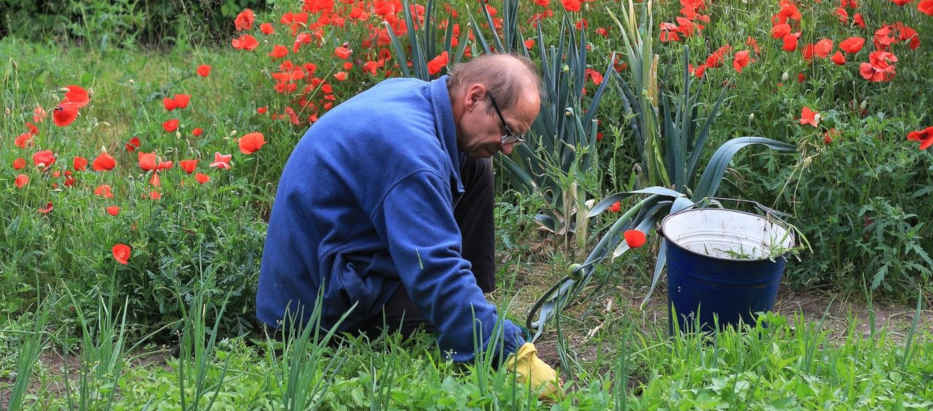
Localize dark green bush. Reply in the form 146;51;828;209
732;117;933;301
0;0;269;48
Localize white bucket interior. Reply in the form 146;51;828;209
661;209;795;260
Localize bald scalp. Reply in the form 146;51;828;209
446;54;541;112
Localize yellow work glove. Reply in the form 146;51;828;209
504;342;559;398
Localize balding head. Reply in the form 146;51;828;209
447;54;541;112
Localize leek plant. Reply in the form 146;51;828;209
384;0;471;80
491;13;615;258
526;0;798;342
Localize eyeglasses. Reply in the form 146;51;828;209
487;93;526;145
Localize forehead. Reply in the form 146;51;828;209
502;93;539;134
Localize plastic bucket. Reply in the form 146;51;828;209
659;209;794;333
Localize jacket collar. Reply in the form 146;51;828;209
430;75;464;196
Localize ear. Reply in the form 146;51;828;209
463;83;487;112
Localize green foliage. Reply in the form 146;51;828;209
0;0;270;48
740;119;933;299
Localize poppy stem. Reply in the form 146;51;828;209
252;152;260;186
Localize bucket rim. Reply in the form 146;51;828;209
659;208;795;263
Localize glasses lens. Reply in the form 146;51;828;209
501;134;524;145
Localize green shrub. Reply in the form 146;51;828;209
0;0;270;48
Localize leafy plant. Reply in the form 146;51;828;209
496;13;615;258
526;1;798;341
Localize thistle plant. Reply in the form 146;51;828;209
526;0;798;342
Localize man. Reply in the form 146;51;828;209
257;53;556;393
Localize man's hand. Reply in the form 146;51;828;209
505;343;560;398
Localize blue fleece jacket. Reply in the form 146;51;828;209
257;76;524;362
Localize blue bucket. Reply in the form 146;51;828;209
659;209;794;333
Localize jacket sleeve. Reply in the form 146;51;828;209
372;170;525;362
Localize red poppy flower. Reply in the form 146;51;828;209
163;119;180;132
180;159;198;174
427;51;449;75
584;68;603;84
106;206;120;216
149;191;161;200
173;94;190;109
138;152;158;171
238;132;266;154
798;72;806;83
33;106;47;123
801;43;815;61
150;172;161;187
38;202;53;214
192;128;203;137
73;156;88;171
890;0;911;5
15;174;29;188
53;103;79;127
860;51;898;82
561;0;581;12
524;38;535;49
814;39;833;58
733;50;752;73
746;36;760;54
334;45;352;59
799;107;819;127
823;128;839;144
771;23;791;39
196;64;211;77
831;51;846;65
269;44;289;59
32;150;56;169
260;22;275;35
232;34;259;51
112;243;131;265
122;137;139;152
163;97;178;111
210;152;232;169
94;184;114;198
25;122;38;135
334;71;348;81
623;229;647;248
63;85;90;108
853;13;865;28
906;126;933;150
839;37;865;54
835;7;849;24
234;8;255;31
13;158;26;170
195;173;210;184
534;0;549;6
15;132;34;148
920;0;933;16
257;107;267;114
92;152;116;171
782;32;800;52
158;160;173;170
609;201;621;213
